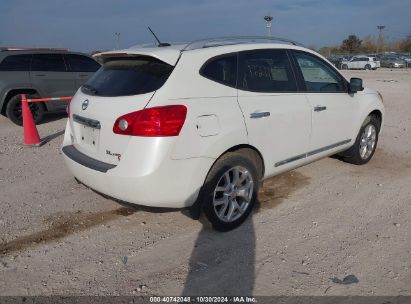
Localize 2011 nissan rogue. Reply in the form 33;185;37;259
62;37;384;231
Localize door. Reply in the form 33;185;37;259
30;53;76;110
350;57;359;69
65;54;101;88
292;51;357;157
237;49;311;176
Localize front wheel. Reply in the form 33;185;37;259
201;153;259;232
342;115;380;165
5;94;45;126
364;64;371;70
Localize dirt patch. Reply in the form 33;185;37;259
0;207;137;256
256;171;310;211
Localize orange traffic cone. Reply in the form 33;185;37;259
22;94;42;146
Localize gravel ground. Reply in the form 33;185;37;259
0;69;410;296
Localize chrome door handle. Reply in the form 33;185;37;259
250;112;270;119
314;105;327;112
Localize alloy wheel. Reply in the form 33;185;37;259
359;124;377;160
213;166;254;223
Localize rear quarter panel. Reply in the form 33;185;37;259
147;49;248;160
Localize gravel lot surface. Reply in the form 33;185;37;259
0;69;410;296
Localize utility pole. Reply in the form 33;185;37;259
377;25;385;54
264;16;273;37
115;32;121;50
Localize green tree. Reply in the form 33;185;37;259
341;35;362;53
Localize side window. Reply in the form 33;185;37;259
201;54;237;87
31;54;66;72
0;55;32;71
66;54;100;72
293;51;346;92
238;49;297;92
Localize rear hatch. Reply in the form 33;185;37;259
68;54;175;165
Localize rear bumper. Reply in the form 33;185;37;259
62;143;214;209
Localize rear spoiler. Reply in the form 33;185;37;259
92;49;181;66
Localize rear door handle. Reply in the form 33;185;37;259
250;111;270;119
314;105;327;112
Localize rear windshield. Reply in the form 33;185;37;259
81;56;173;97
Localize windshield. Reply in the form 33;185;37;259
82;56;173;97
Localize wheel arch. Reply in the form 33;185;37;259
1;88;43;115
189;143;265;219
224;144;265;179
368;109;383;132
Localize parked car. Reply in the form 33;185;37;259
327;56;346;69
379;55;406;68
0;49;101;125
340;56;380;70
62;37;384;231
398;54;411;67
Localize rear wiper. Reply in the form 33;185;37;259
82;84;98;94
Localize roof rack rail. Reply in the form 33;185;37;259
182;36;302;51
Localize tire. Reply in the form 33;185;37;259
201;152;259;232
341;64;348;70
364;64;371;70
342;115;380;165
5;94;45;126
389;63;394;68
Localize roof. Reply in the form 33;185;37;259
93;36;303;66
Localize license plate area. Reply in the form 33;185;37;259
73;114;101;150
79;125;100;149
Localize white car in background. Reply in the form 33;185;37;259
62;37;384;231
341;56;380;70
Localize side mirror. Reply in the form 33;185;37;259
349;77;363;93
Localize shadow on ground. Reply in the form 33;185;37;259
182;170;310;295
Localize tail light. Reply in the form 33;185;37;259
113;105;187;137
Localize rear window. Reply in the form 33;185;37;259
0;54;32;71
82;57;173;97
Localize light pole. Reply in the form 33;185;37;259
115;32;121;50
264;16;273;37
377;25;385;54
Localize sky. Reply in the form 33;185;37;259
0;0;410;52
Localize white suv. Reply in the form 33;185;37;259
62;37;384;231
341;56;380;70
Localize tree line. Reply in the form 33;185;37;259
317;34;411;56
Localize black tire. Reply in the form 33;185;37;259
341;64;348;70
5;94;45;126
201;152;259;232
389;63;394;68
342;115;380;165
364;64;371;70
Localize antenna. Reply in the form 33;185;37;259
147;26;170;47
